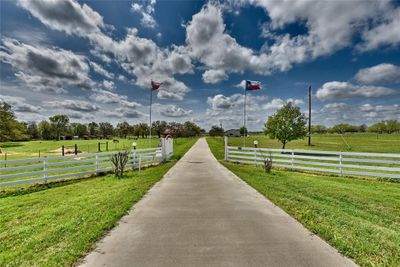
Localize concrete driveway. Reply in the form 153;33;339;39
80;138;357;267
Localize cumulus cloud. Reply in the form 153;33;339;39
316;81;396;100
90;61;114;79
202;69;228;84
207;94;243;110
355;63;400;85
315;102;400;126
262;98;304;110
17;0;193;99
89;89;140;108
0;95;41;113
156;104;192;117
101;80;115;91
17;0;104;36
359;9;400;51
0;38;93;92
131;0;157;28
103;107;143;119
44;100;99;112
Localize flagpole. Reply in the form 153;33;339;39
243;87;247;147
149;86;152;146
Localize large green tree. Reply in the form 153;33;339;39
88;122;99;137
0;102;28;141
152;121;168;138
27;121;40;140
99;122;114;137
264;102;307;149
38;120;52;140
209;126;224;137
49;115;69;140
116;121;131;138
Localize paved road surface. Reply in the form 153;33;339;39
80;138;357;267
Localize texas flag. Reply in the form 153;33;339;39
245;80;261;91
151;81;162;90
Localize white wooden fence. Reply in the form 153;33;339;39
224;137;400;179
0;138;173;187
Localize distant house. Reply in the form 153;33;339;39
225;129;241;137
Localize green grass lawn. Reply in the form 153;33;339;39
207;137;400;267
227;133;400;153
0;137;197;266
0;138;161;160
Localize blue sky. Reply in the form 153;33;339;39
1;0;399;130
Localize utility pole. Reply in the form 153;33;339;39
308;86;312;146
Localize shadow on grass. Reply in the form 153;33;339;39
0;142;24;148
0;172;113;199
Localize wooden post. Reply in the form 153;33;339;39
95;155;99;174
62;145;65;156
106;142;109;151
308;86;312;146
43;158;47;183
224;136;228;161
74;144;78;155
291;150;294;169
98;142;101;152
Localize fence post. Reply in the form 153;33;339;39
132;146;137;170
161;138;167;162
253;140;258;166
339;152;343;177
106;142;109;151
224;136;228;161
74;144;78;155
98;142;101;152
95;155;99;174
43;158;47;183
138;156;142;175
291;150;294;169
4;152;7;168
62;145;65;156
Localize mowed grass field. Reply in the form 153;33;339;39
0;137;197;267
228;133;400;153
207;137;400;267
0;138;161;160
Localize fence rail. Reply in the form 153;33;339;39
0;139;173;187
225;138;400;179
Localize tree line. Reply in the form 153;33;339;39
311;120;400;134
0;101;204;141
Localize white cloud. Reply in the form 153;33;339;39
0;38;93;92
44;100;99;112
316;81;396;100
131;0;157;28
359;9;400;51
202;69;228;84
17;0;104;36
314;102;400;126
355;63;400;85
90;61;114;79
17;0;193;100
155;104;192;117
0;95;42;113
89;89;140;108
101;80;115;91
262;98;303;110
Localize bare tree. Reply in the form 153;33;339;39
111;151;129;178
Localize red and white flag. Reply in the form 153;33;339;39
151;81;162;90
245;80;261;91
